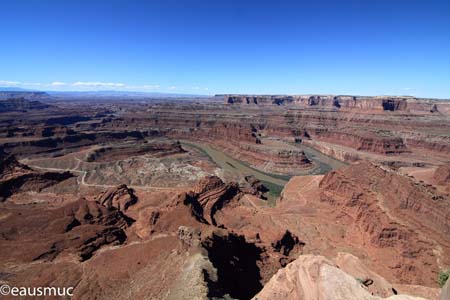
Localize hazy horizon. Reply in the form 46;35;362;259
3;86;450;100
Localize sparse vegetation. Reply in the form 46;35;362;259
439;269;450;287
260;180;283;206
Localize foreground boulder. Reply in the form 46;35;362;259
254;254;429;300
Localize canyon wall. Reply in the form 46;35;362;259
224;94;450;114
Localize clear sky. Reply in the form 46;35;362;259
0;0;449;97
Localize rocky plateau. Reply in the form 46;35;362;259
0;93;449;300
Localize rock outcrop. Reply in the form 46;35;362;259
277;161;450;290
96;184;138;211
317;162;450;286
130;95;450;161
0;130;148;156
0;198;132;263
234;146;313;173
240;175;269;197
0;91;50;101
1;93;449;300
434;165;450;191
0;147;31;178
224;94;450;115
85;141;186;162
0;97;51;112
0;149;73;201
182;175;242;226
312;128;409;155
131;175;307;299
254;254;429;300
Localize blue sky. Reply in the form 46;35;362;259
0;0;449;97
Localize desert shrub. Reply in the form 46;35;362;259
439;269;450;287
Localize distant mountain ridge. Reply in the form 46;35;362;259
48;90;208;98
0;87;209;99
0;87;39;92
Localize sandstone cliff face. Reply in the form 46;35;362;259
119;101;449;163
98;97;450;166
33;125;75;137
312;129;409;155
232;142;313;173
118;162;449;299
85;140;186;162
0;153;136;261
0;149;73;201
2;95;449;300
0;147;31;178
130;175;306;299
0;97;51;112
1;130;148;156
405;138;450;156
1;161;444;300
254;254;429;300
0;171;73;201
318;162;450;286
434;165;450;191
224;94;450;115
0;197;132;263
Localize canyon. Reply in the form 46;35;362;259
0;92;449;300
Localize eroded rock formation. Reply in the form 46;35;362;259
319;162;450;285
224;94;450;114
278;161;450;287
0;197;132;263
182;175;242;225
0;97;51;112
254;254;430;300
96;184;138;211
0;149;73;201
434;165;450;191
1;93;449;300
85;140;185;162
